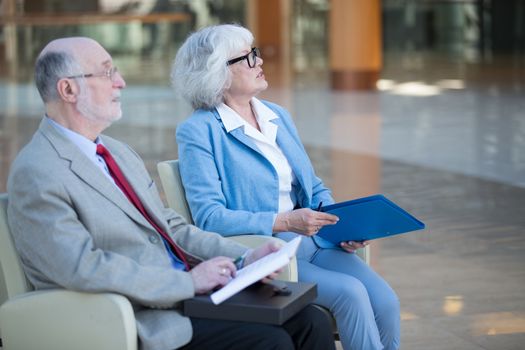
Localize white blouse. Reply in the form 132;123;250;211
217;98;297;214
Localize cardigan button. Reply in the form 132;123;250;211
149;235;160;244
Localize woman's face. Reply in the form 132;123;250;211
226;46;268;101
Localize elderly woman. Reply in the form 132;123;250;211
173;24;400;350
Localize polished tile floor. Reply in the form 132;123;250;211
1;51;524;350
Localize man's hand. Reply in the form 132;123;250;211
244;240;282;266
190;256;237;294
274;208;339;236
244;240;283;281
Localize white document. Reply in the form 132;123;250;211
210;236;302;305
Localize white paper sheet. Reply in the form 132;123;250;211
210;236;302;305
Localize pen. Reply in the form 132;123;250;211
233;256;242;265
316;201;323;212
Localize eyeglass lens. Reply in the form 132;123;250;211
107;67;118;79
247;48;260;68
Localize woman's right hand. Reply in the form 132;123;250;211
274;208;339;236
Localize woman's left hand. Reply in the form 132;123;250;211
340;240;369;253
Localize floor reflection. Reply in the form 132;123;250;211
1;52;525;349
471;312;525;336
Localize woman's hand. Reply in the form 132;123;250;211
340;240;369;253
274;208;339;236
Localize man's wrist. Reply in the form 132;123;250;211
234;249;252;269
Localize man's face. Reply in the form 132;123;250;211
75;44;126;125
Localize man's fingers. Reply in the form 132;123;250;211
246;241;282;266
217;259;237;278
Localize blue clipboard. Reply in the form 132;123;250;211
317;194;425;243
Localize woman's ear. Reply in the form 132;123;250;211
56;78;79;103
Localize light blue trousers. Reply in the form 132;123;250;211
279;234;400;350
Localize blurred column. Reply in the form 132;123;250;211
3;0;18;66
248;0;291;60
247;0;292;106
329;0;382;90
330;94;381;202
330;92;382;267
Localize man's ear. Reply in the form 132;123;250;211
56;78;80;103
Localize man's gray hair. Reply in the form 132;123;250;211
34;51;80;103
171;24;254;110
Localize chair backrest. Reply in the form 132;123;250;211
157;160;194;224
157;161;298;282
0;193;32;307
156;160;369;264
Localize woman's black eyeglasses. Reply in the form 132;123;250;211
227;47;261;68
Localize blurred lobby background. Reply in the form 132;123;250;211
0;0;524;349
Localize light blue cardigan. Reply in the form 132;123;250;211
176;100;334;238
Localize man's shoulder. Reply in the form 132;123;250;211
10;130;53;170
7;130;65;193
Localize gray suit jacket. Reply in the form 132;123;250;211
7;118;248;350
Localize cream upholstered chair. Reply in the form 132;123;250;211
0;193;138;350
156;159;375;339
157;159;299;282
156;160;369;265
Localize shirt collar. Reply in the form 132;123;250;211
217;97;279;133
45;116;102;158
251;97;279;124
216;103;244;133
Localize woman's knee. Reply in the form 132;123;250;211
322;278;375;318
336;278;370;304
374;286;400;318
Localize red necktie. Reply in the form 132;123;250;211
96;144;190;270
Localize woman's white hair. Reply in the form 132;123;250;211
171;24;254;110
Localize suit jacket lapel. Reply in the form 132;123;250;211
214;108;311;201
229;128;268;158
39;119;152;229
106;143;167;231
212;109;268;159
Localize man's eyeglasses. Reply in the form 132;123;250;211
227;47;261;68
67;66;119;81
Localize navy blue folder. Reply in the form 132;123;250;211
317;194;425;243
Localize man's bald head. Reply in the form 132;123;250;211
39;37;102;62
34;37;103;103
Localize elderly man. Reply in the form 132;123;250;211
6;37;334;350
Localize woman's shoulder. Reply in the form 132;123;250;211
181;108;217;124
177;108;221;133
